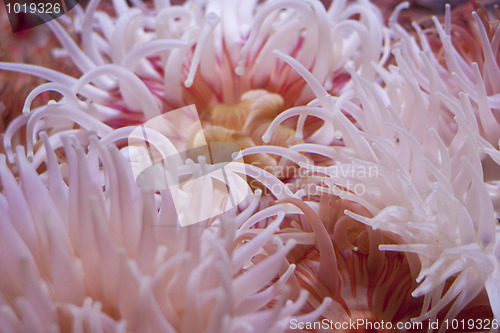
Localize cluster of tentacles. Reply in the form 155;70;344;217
1;0;500;333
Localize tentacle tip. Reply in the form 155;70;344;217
6;151;15;165
345;63;355;74
323;297;333;306
235;65;245;76
272;49;282;57
206;12;220;25
285;238;297;248
184;79;193;88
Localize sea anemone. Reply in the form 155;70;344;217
0;0;390;186
0;131;335;332
0;0;386;331
2;0;500;332
280;3;500;329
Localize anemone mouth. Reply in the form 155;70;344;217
183;88;330;194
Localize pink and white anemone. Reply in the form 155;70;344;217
0;0;386;156
2;0;500;332
0;0;390;331
264;3;500;330
0;131;333;332
387;3;500;147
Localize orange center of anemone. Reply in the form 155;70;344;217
187;89;304;171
